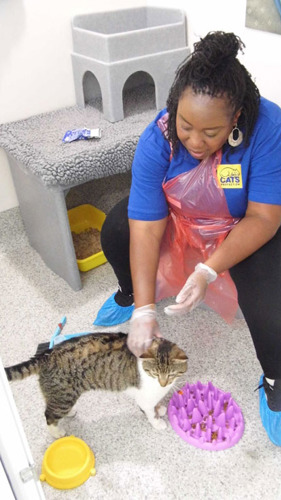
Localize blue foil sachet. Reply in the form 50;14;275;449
63;128;101;143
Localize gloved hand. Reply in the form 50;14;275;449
128;304;163;357
164;263;217;316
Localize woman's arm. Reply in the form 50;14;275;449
204;201;281;274
127;217;167;356
129;217;168;307
164;201;281;316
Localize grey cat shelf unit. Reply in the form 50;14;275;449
71;7;189;122
0;8;189;291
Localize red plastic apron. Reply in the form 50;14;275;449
155;117;240;323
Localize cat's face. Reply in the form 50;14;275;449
140;338;188;387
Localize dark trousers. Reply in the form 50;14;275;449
101;196;281;379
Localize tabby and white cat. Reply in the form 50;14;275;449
5;332;188;438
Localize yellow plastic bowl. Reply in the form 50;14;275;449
68;204;107;272
40;436;96;490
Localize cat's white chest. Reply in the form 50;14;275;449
124;360;173;429
125;360;172;409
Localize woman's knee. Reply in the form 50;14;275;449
230;226;281;285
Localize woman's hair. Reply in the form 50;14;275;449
166;31;260;152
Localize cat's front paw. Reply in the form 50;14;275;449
47;423;66;439
65;409;77;419
156;405;167;417
150;418;167;431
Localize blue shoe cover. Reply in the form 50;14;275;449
259;375;281;446
93;292;134;326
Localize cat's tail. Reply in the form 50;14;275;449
5;356;40;381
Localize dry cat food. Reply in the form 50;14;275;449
72;228;102;260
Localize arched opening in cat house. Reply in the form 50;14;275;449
122;71;156;118
82;71;103;112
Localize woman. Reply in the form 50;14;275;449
94;32;281;446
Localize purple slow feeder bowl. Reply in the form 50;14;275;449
168;381;244;451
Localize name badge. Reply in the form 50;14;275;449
217;164;243;189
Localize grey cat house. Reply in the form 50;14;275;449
0;8;190;292
71;7;190;122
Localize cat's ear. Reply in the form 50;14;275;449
176;352;188;361
140;338;163;359
139;347;155;359
140;339;159;359
173;345;188;361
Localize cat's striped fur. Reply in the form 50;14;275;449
5;332;188;438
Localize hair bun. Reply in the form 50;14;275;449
194;31;245;67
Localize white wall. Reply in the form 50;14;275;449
1;0;281;212
149;0;281;106
0;0;144;212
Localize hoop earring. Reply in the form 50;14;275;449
228;125;243;147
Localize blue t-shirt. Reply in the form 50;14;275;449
128;97;281;220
